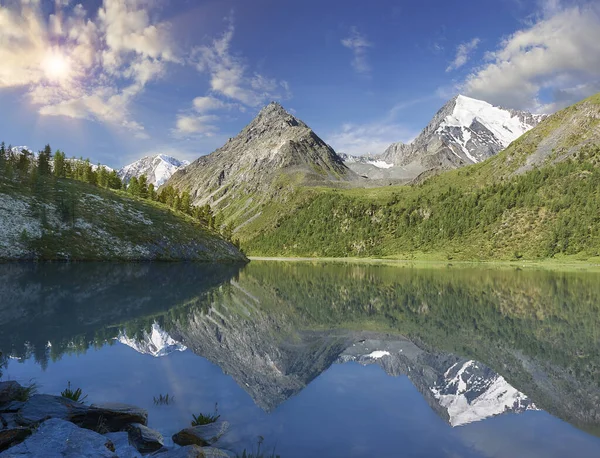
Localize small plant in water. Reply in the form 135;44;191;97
237;435;280;458
153;393;174;405
191;402;220;426
61;381;88;403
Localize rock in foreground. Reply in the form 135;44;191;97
0;418;115;457
172;421;229;447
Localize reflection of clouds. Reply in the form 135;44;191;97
455;412;600;458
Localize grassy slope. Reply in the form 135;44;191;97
0;175;247;262
242;94;600;262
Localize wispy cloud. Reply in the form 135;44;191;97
174;16;291;136
0;0;179;138
191;17;291;107
341;27;372;75
462;1;600;111
446;38;480;72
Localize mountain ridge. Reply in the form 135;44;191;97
119;154;189;188
341;94;545;181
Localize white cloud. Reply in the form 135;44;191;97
326;122;417;156
174;114;219;136
446;38;480;72
174;16;291;137
341;27;372;75
462;2;600;111
0;0;178;135
192;18;291;107
193;96;226;113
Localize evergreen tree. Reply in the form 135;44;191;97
107;170;122;190
38;144;52;176
138;175;149;199
148;183;156;201
17;149;31;177
180;191;191;215
97;166;109;188
54;150;66;178
0;142;5;171
128;176;140;196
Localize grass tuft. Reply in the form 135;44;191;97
191;403;220;426
61;381;88;403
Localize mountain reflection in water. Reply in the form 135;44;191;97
1;261;599;457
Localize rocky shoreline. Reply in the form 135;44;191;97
0;381;234;457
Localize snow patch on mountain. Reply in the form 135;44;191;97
440;95;543;153
118;323;187;357
431;360;537;427
119;154;189;187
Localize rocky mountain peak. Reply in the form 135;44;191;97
167;101;354;213
242;102;308;141
374;95;545;173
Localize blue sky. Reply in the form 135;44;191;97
1;0;599;167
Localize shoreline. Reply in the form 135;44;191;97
248;256;600;271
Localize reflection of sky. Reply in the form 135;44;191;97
4;343;600;458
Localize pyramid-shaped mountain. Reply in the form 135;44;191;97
168;102;355;210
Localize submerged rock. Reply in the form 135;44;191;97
172;421;229;447
200;447;236;457
150;445;206;457
77;403;149;433
125;423;164;454
104;432;142;458
0;418;115;457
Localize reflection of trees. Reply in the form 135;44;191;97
0;263;243;369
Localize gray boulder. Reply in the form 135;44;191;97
172;421;229;447
74;402;148;433
16;396;148;433
125;423;164;454
16;395;86;426
0;418;116;457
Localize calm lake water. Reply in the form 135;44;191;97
1;261;600;458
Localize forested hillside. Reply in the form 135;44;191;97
0;143;246;262
244;94;600;261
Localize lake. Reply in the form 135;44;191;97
1;261;599;458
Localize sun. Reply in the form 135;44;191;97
42;50;71;82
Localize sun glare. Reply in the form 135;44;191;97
43;50;71;82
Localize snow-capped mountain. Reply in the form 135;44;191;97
380;95;545;169
337;339;536;427
119;154;189;187
431;360;537;427
117;323;187;357
341;95;545;181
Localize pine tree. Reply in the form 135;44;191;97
38;144;52;176
128;176;140;196
0;142;5;171
138;175;149;199
148;183;156;201
180;191;191;215
17;149;31;178
54;150;66;178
